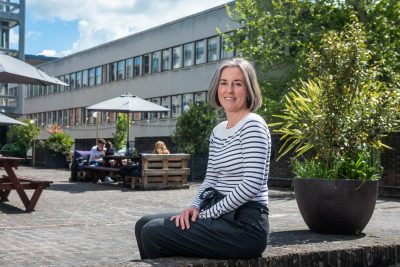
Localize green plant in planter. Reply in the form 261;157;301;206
4;118;40;157
272;19;400;179
44;127;73;156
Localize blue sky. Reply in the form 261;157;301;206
14;0;231;57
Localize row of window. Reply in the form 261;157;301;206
28;32;235;98
27;91;207;127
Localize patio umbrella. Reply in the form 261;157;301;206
0;53;68;86
0;113;26;126
86;93;170;150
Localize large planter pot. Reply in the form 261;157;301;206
45;151;67;169
189;155;208;181
294;178;379;235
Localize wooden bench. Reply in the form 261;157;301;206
129;153;190;190
85;166;121;183
0;175;53;212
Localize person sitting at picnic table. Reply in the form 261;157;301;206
135;58;271;259
152;141;170;154
89;138;106;166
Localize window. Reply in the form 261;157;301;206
76;71;82;89
82;70;88;87
195;40;205;64
95;66;102;85
162;49;171;71
161;96;171;118
143;54;151;75
89;68;95;86
150;97;161;119
102;65;108;83
134;56;141;77
207;36;218;62
74;108;81;126
182;93;194;113
183;43;194;67
69;109;74;126
64;75;70;91
172;46;181;69
195;91;207;105
70;73;76;89
126;58;133;79
117;60;125;80
152;51;161;73
221;32;234;59
171;95;182;118
109;62;117;81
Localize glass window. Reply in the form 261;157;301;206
76;71;82;89
117;60;125;80
183;43;194;67
82;70;88;87
150;97;160;119
143;54;151;75
182;93;194;113
126;58;133;79
48;85;54;94
171;95;182;118
195;40;206;64
74;108;81;126
109;62;117;81
134;56;141;77
81;108;87;125
152;51;161;73
89;68;95;86
102;65;108;83
221;32;234;59
69;109;74;126
70;73;76;89
195;91;207;105
64;75;71;92
95;66;102;85
172;46;181;69
162;49;171;71
207;36;218;62
161;96;171;118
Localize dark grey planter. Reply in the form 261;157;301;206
45;151;67;169
189;155;208;181
294;178;379;235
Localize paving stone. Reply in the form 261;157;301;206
0;166;399;266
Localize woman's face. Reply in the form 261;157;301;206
217;67;249;114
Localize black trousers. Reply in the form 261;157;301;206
135;202;269;259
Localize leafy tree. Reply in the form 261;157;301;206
172;103;217;155
224;0;400;121
5;118;40;157
112;113;128;150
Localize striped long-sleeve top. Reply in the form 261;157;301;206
191;112;271;219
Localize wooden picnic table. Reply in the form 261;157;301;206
0;157;52;212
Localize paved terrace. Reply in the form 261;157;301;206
0;167;399;267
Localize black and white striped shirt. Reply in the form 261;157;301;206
191;113;271;219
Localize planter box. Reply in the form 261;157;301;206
45;151;67;169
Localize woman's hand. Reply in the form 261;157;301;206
170;207;199;230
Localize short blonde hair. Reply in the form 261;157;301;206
208;58;262;112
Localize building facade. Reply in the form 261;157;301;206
24;3;239;148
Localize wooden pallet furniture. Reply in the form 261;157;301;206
130;153;190;190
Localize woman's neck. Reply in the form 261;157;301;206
226;109;250;129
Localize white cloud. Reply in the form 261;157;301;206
9;29;19;47
39;49;57;57
27;0;231;56
26;30;42;39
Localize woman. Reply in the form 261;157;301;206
152;141;170;154
135;58;271;259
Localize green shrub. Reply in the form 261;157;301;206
44;132;73;155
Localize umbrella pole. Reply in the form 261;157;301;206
126;113;130;152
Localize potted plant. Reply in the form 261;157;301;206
272;20;400;234
43;124;74;169
172;103;217;180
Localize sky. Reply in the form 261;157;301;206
13;0;232;57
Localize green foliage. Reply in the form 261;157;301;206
172;103;217;155
225;0;400;121
5;118;40;157
44;132;73;155
272;20;400;180
112;113;128;150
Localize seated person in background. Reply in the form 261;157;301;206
89;138;106;166
153;141;170;154
105;140;116;155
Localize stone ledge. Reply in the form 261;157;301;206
119;241;400;267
